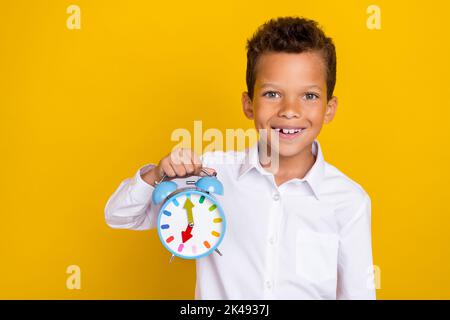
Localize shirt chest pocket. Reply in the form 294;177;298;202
295;228;339;284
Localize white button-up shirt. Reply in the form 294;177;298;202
105;139;376;300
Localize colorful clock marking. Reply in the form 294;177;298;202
157;191;225;259
211;231;220;237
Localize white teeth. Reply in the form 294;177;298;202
272;127;304;134
279;128;301;134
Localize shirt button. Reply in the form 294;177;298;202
269;236;277;245
265;280;273;290
273;193;280;201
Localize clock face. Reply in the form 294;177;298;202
157;190;226;259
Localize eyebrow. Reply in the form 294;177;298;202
260;83;322;91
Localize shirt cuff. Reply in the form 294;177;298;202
129;164;156;203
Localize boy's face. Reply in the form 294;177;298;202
242;51;338;159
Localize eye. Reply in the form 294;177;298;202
262;91;281;99
304;92;319;100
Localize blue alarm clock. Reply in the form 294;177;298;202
152;168;226;262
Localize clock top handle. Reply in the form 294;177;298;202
152;167;223;205
155;167;217;185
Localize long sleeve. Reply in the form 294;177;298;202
104;164;158;230
104;152;215;231
336;194;376;300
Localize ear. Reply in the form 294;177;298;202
323;96;338;124
242;92;254;120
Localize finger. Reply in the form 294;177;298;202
191;150;202;166
180;149;202;176
161;162;176;178
180;149;195;175
172;163;187;177
191;151;203;174
169;148;183;166
199;167;217;176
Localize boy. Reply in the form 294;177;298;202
105;16;376;300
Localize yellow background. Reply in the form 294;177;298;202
1;0;449;299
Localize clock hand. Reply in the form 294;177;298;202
181;224;193;243
183;198;195;226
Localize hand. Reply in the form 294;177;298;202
142;148;216;186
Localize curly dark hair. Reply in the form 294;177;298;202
245;16;336;101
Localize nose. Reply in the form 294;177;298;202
278;97;302;119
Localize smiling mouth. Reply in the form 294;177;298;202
270;126;306;140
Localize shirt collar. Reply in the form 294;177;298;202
238;139;325;199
